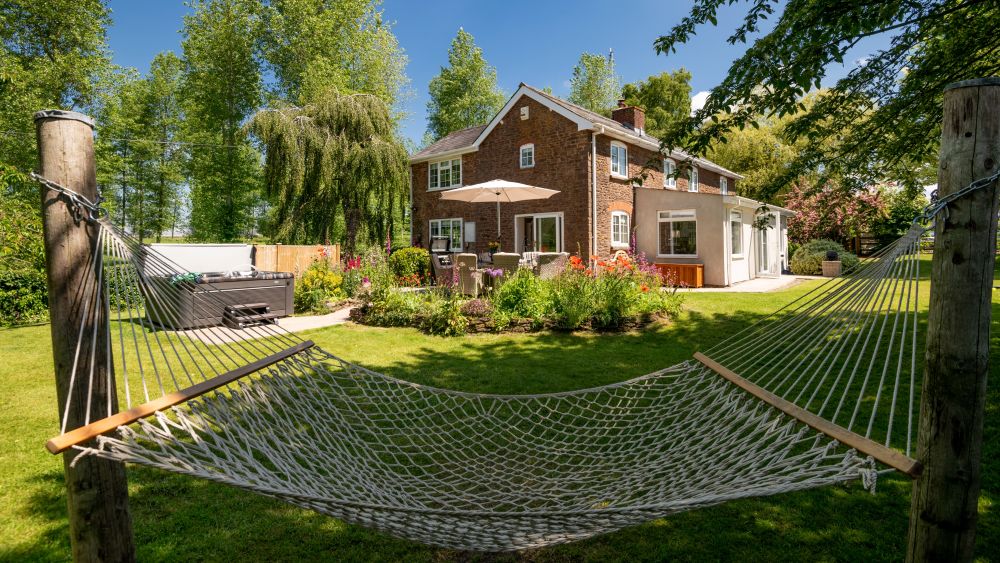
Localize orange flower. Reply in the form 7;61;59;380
641;284;650;293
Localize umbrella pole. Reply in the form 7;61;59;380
496;198;501;251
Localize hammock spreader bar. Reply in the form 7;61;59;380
46;340;316;454
694;353;922;477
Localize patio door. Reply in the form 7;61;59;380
755;212;780;277
515;213;563;253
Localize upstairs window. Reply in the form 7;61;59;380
688;167;699;192
429;158;462;190
520;144;535;168
611;211;630;248
610;142;628;177
720;176;728;195
664;158;677;188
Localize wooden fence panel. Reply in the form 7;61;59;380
252;244;340;276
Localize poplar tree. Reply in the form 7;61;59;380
248;91;408;254
568;52;620;115
425;28;506;141
181;0;264;241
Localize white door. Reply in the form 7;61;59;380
756;212;780;277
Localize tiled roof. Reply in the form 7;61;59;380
521;85;742;178
410;124;487;160
408;84;741;179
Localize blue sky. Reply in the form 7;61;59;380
106;1;888;145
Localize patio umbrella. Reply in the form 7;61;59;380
439;179;559;251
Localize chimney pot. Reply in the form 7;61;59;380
617;99;627;108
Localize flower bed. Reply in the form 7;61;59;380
351;252;684;336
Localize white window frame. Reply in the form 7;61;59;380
657;209;698;258
730;210;743;257
688;166;699;192
514;212;564;253
720;176;728;195
663;158;676;188
429;218;463;251
519;143;535;168
428;158;462;191
610;211;630;248
610;142;628;178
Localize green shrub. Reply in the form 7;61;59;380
591;273;640;330
0;270;48;326
388;247;430;285
294;259;345;314
790;239;860;275
490;268;548;323
362;288;426;327
549;270;595;329
421;294;467;336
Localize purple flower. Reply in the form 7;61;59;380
484;268;503;278
362;276;371;287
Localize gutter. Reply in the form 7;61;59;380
591;125;604;258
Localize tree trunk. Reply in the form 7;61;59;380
906;78;1000;563
343;203;361;257
35;109;136;563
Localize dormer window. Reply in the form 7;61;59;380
664;158;676;188
429;158;462;190
520;144;535;168
610;142;628;177
688;166;699;193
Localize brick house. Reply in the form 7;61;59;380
409;83;792;286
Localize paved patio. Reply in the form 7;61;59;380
684;275;824;293
172;306;354;344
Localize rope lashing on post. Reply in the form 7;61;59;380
28;170;996;551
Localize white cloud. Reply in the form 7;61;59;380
690;91;710;115
855;56;870;67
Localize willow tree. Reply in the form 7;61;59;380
248;91;407;255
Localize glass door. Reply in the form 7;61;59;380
535;215;560;252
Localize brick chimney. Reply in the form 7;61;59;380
612;100;646;135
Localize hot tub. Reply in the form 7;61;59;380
146;271;295;330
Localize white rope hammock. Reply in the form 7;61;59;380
43;196;930;551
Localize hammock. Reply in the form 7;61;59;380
41;181;930;551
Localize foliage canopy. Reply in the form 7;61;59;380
655;0;1000;194
425;28;505;142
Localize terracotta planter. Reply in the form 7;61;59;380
822;260;842;277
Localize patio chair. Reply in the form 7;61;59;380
430;252;454;286
454;253;482;296
491;253;521;279
534;252;569;279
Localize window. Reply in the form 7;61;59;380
520;144;535;168
730;210;743;256
429;158;462;190
611;211;630;248
663;159;676;188
688;167;699;192
657;210;697;256
720;176;728;195
610;142;628;177
430;218;463;251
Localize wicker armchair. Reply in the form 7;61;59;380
454;253;481;296
534;252;569;279
491;253;521;279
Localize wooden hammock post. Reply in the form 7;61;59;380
35;110;136;562
906;78;1000;563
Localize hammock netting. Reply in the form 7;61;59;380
54;213;927;551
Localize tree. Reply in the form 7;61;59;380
568;52;620;114
260;0;408;108
181;0;264;241
0;0;113;199
621;69;692;140
654;0;999;195
248;92;408;255
784;180;886;245
134;52;186;241
425;28;505;141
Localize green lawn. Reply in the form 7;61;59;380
1;268;997;562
